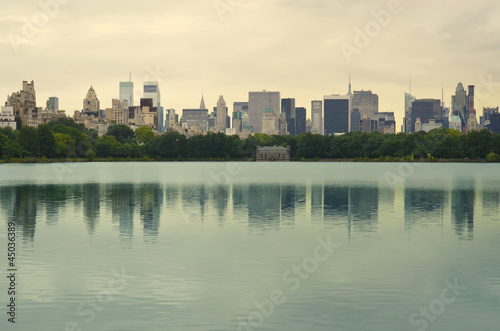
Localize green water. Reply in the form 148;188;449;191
0;162;499;330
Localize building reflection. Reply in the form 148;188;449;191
404;188;447;232
280;185;296;224
139;184;162;241
311;185;324;223
107;184;135;247
323;186;349;222
248;184;281;231
39;185;68;226
451;187;474;240
0;179;491;243
12;185;38;241
83;184;100;234
213;185;229;225
349;186;379;233
482;189;500;221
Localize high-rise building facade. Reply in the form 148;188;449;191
281;98;296;136
324;95;351;135
404;92;416;133
452;83;468;130
410;99;441;133
295;107;307;135
352;90;378;121
483;107;499;124
311;100;323;135
46;97;59;111
216;95;227;133
83;86;100;117
248;91;280;133
8;80;37;128
143;82;161;108
120;82;134;107
351;109;361;132
0;106;16;130
105;99;129;126
262;108;278;135
233;102;249;113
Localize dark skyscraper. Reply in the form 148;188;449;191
351;109;361;132
410;99;441;133
324;95;350;135
295;107;306;135
281;98;296;136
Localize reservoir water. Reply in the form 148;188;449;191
0;162;499;330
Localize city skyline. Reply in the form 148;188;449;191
1;0;499;126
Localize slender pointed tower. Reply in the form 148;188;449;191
347;74;352;96
200;93;206;109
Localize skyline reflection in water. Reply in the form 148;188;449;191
1;180;495;243
0;163;499;331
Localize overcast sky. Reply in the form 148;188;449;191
1;0;499;128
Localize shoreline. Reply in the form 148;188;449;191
0;158;498;164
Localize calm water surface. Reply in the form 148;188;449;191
0;162;499;331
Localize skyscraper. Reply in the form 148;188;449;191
351;109;361;132
295;107;306;135
281;98;296;136
120;81;134;107
403;92;416;133
216;95;227;133
46;97;59;111
262;108;278;135
311;100;323;135
83;86;100;117
324;95;351;135
452;83;468;130
410;99;441;133
248;91;280;133
352;90;378;121
143;82;161;108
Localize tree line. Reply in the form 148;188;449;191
1;118;500;162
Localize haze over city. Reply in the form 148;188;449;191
1;0;500;125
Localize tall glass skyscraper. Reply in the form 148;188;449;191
281;98;296;136
120;82;134;107
324;95;351;135
143;81;161;108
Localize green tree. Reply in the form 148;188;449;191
296;133;328;159
0;133;25;159
106;125;135;144
37;124;57;158
0;127;17;141
144;131;187;159
135;126;155;144
54;133;76;158
17;126;40;157
95;135;122;157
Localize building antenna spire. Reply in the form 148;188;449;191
441;80;444;108
348;73;352;95
129;72;131;82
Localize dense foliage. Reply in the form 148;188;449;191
1;118;500;162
